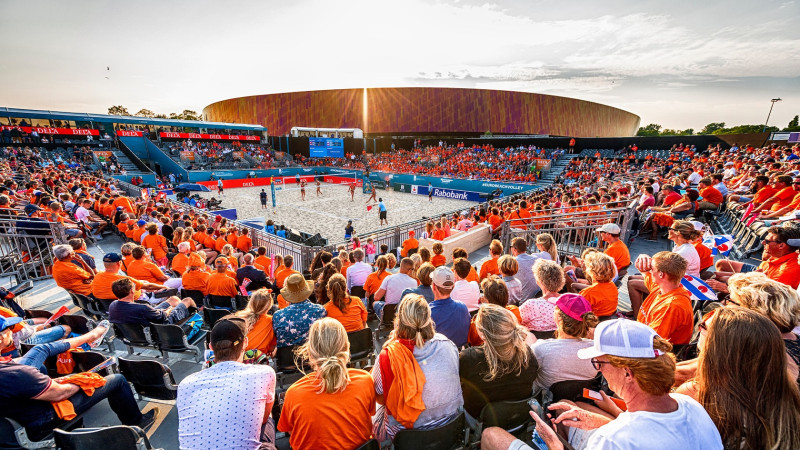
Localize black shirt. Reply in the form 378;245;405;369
459;346;538;419
0;360;53;426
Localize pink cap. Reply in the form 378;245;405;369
556;293;592;321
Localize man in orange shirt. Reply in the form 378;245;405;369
597;223;631;275
51;244;94;296
215;228;229;253
711;225;800;290
400;231;418;257
752;175;794;213
92;252;166;301
479;240;503;281
207;257;239;297
236;228;253;253
171;242;202;275
142;224;169;266
254;247;271;273
487;207;504;236
111;193;135;214
126;246;183;297
636;251;693;344
697;178;724;211
758;176;800;220
274;255;299;289
132;220;148;243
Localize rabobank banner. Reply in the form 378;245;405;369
417;185;484;202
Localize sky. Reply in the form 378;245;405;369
1;0;798;132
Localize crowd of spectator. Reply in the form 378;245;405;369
1;141;800;449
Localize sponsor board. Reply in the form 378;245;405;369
479;181;528;191
417;186;482;202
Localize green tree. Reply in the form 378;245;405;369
134;108;155;118
178;110;200;121
784;115;800;132
107;105;130;116
712;124;778;134
699;122;725;135
636;123;662;136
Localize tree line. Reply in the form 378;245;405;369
637;115;800;137
107;105;201;121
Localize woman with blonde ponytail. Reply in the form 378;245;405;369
277;318;376;450
372;294;463;442
233;288;277;356
459;304;538;424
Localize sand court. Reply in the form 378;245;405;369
197;182;477;243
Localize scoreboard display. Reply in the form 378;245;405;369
309;138;344;158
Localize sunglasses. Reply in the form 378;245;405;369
763;239;783;245
591;358;611;371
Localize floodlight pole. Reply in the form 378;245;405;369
764;98;782;132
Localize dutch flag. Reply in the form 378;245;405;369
681;274;717;302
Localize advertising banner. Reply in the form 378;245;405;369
416;185;484;202
180;151;196;162
159;132;260;141
116;130;143;137
1;126;99;136
93;151;113;158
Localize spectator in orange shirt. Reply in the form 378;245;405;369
142;224;169;266
275;255;299;289
126;246;183;295
479;240;503;281
712;225;800;291
364;255;390;299
430;242;446;267
324;274;367;332
431;222;446;241
91;252;166;301
132;220;148;243
752;175;794;213
453;248;480;283
51;244;93;296
400;231;419;257
635;252;694;344
697;178;724;211
234;288;277;356
182;254;211;295
277;318;376;450
236;228;253;253
578;252;619;317
171;242;201;275
207;257;239;298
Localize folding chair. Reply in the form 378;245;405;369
393;411;468;450
54;425;159;450
149;323;206;362
347;327;375;369
118;357;178;402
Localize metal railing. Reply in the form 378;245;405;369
0;213;67;283
499;200;638;261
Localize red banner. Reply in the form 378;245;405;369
117;130;142;137
1;126;99;136
159;132;260;141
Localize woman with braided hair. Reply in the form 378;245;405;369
277;318;376;449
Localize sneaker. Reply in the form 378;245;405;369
90;320;110;348
93;233;104;240
137;408;159;431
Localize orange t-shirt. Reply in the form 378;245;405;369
431;254;446;267
432;229;446;241
92;271;144;300
479;256;500;281
277;369;376;450
488;214;503;231
182;270;210;295
604;240;631;271
236;235;253;253
126;259;165;284
52;260;93;295
466;267;479;283
699;186;723;206
364;270;389;297
255;256;272;273
133;227;147;243
324;297;368;332
757;252;800;289
206;272;239;297
638;274;694;344
112;196;135;214
142;234;168;260
400;238;418;257
579;282;619;317
275;268;298;289
752;186;776;204
122;255;135;274
171;253;191;275
215;236;228;252
245;314;277;355
769;186;797;211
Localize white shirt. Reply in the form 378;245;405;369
74;206;91;223
178;361;276;450
687;172;702;186
451;279;480;311
379;272;418;305
532;338;596;390
346;261;373;290
673;243;701;277
586;394;723;450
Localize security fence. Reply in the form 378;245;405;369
0;212;67;284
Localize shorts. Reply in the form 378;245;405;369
508;440;533;450
737;196;752;203
65;228;81;237
380;211;387;220
740;263;757;273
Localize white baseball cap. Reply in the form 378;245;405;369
596;223;621;234
577;319;665;360
431;266;455;288
689;221;705;232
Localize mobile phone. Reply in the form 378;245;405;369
583;388;627;411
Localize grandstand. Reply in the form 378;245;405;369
2;102;800;449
